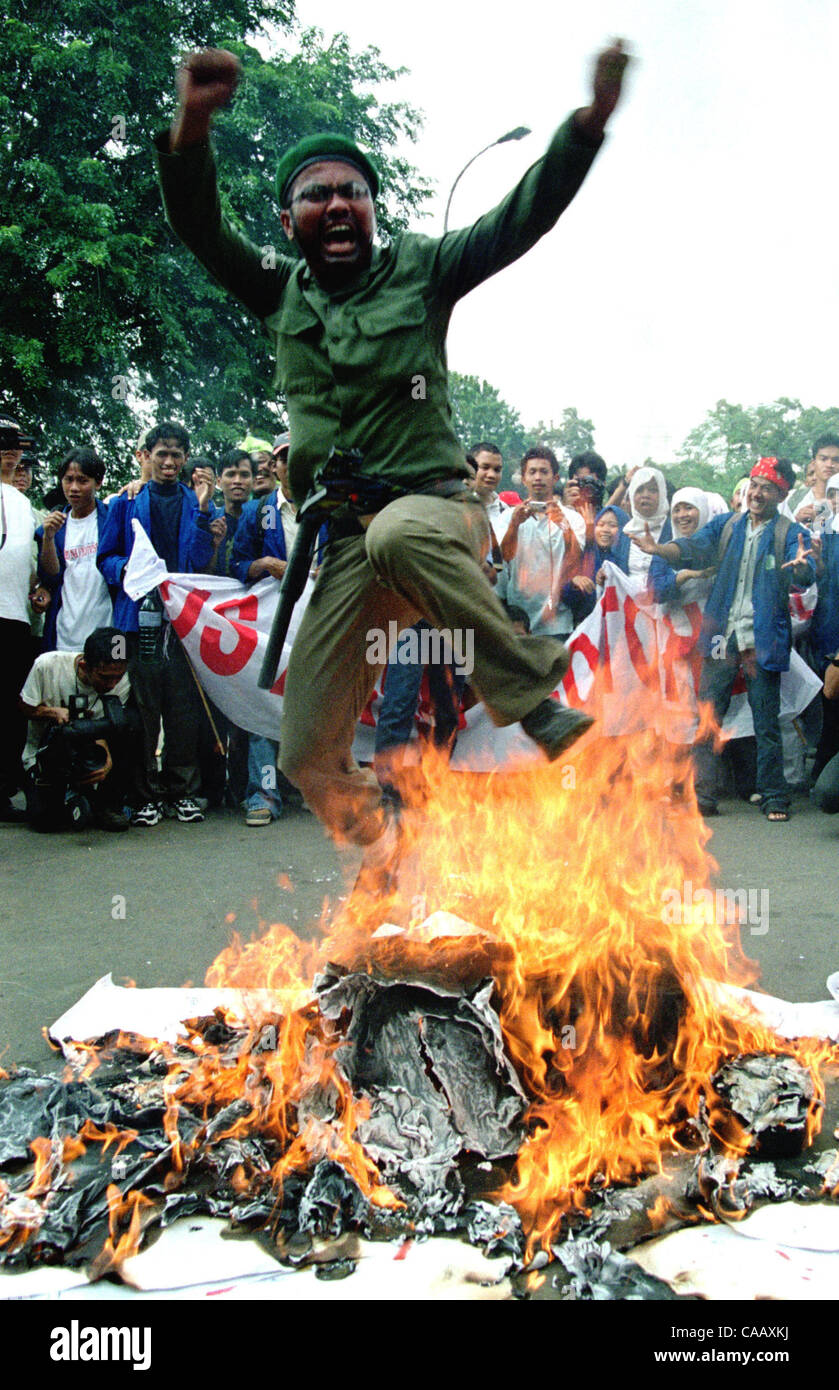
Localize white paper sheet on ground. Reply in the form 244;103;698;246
50;967;839;1060
371;911;495;942
0;1265;90;1299
48;973;289;1056
0;1221;512;1302
713;974;839;1042
632;1202;839;1299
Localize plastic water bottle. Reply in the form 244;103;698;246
138;590;163;663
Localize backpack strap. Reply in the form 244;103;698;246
715;514;736;569
773;514;792;589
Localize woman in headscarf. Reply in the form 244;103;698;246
562;503;630;624
649;487;714;606
731;476;750;513
622;466;672;584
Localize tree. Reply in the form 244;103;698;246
679;397;839;485
528;407;596;465
1;3;431;487
448;372;529;484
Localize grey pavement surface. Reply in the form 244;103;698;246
1;786;837;1071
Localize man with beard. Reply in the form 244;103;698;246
154;42;630;854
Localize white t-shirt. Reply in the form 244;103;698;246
20;651;131;770
0;482;35;623
485;494;513;544
56;511;112;650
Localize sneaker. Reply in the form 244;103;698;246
171;797;204;823
131;802;163;827
245;805;273;826
0;800;27;824
520;699;594;761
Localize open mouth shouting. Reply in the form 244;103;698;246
320;216;360;259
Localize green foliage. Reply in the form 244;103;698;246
678;397;839;490
448;371;529;486
528;407;596;465
1;2;430;488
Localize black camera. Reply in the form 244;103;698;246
0;426;35;452
577;475;605;509
34;695;139;786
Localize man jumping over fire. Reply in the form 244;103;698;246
154;39;631;866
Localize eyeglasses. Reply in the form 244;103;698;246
291;181;371;205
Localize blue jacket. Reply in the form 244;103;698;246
811;531;839;672
674;510;814;671
97;483;215;630
231;488;327;585
36;499;113;650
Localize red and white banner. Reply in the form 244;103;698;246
124;528;821;772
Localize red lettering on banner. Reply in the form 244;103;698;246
623;595;658;689
169;588;212;639
270;670;286;696
563;633;599;705
360;692;378;727
199;593;259;675
659;603;704;701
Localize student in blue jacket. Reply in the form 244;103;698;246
631;458;815;821
37;448;113;651
96;421;216;827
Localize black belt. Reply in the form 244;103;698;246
327;477;474;539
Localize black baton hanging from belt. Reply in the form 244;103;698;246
257;490;326;690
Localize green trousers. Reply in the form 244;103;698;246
279;493;569;844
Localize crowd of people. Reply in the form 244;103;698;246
2;407;839;834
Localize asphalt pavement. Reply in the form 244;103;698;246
1;784;837;1070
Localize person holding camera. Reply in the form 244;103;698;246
498;448;585;640
19;626;136;832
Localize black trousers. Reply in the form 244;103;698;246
0;618;36;802
127;629;206;804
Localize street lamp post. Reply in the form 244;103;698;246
443;126;531;233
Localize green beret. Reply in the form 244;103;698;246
276;133;379;206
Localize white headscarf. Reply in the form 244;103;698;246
670;486;711;536
704;491;729;519
624;466;669;538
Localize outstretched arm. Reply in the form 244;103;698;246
437;39;632;303
155;49;291;320
169;48;240;151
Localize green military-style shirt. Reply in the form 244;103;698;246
154;117;603;505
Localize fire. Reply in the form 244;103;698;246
202;712;831;1253
3;694;835;1271
90;1185;157;1279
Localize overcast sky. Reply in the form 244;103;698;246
290;0;839;467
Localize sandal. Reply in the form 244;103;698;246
762;803;790;822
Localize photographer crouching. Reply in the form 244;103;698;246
19;627;138;832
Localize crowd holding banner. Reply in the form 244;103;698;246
2;416;838;831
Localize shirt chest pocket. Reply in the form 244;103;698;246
270;300;331;397
348;294;430;382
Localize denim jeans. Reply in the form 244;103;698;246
374;622;465;755
245;733;282;817
694;634;788;809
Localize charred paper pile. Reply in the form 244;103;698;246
1;916;837;1299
